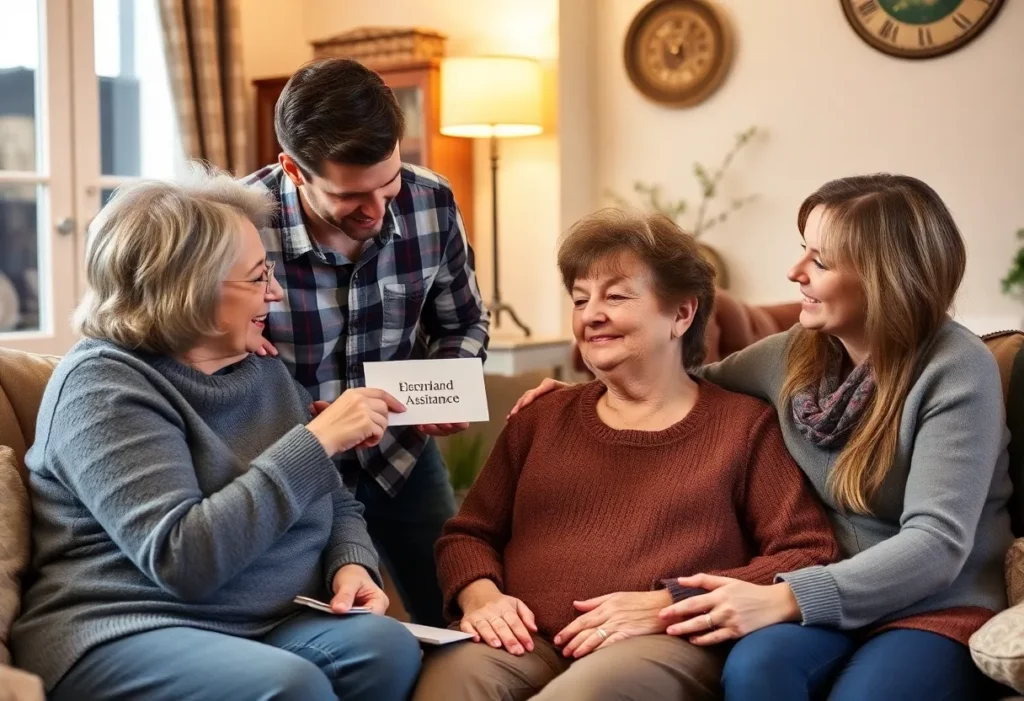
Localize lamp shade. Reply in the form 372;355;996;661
440;56;544;139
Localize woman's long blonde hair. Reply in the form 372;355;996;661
781;174;966;514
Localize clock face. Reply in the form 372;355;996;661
841;0;1005;59
624;0;733;107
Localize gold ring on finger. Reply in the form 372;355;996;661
705;612;717;630
597;627;608;640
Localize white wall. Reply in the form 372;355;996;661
585;0;1024;333
558;0;599;337
237;0;311;174
238;0;309;82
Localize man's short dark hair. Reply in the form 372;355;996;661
274;58;406;175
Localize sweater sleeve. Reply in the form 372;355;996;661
777;350;1008;629
706;407;840;585
435;417;527;621
322;486;381;593
45;357;342;603
699;331;791;404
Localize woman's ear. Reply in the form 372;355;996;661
672;298;698;339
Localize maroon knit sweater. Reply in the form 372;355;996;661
436;380;841;638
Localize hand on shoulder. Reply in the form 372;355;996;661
508;377;573;418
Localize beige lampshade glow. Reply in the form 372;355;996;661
440;56;544;139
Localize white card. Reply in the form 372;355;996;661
362;358;489;426
293;596;371;615
400;622;474;645
292;595;472;645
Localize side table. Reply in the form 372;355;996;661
483;337;572;380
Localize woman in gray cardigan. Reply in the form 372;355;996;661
11;168;420;700
513;174;1013;700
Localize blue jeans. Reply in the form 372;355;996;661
355;438;456;628
722;623;1000;701
51;612;421;701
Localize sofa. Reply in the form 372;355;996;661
0;347;56;699
3;311;1024;697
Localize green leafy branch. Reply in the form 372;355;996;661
605;126;761;238
1002;228;1024;298
442;432;486;492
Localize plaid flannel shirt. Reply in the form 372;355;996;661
243;163;490;496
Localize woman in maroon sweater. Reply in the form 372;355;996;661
412;209;838;701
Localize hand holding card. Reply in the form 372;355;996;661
294;596;370;615
330;563;390;614
306;388;406;456
363;358;489;427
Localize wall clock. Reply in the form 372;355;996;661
623;0;733;107
840;0;1005;59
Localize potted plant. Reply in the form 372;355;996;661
607;125;763;289
441;431;486;507
1002;228;1024;299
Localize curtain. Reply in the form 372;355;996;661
158;0;248;174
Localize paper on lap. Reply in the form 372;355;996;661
363;358;489;426
399;622;474;645
291;596;473;645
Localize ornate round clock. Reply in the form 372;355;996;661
623;0;733;107
840;0;1005;59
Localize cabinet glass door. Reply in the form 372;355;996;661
392;85;425;166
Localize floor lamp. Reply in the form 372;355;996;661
440;56;544;338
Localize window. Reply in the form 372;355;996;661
0;0;183;353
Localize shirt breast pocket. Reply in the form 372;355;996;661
382;281;426;347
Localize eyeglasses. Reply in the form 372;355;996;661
224;260;276;295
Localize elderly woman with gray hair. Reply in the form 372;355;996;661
10;168;420;701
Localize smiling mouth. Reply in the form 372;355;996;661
251;314;267;326
587;335;621;343
349;215;378;228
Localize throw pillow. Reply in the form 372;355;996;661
0;445;30;666
970;601;1024;694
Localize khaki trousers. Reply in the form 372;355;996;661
412;634;725;701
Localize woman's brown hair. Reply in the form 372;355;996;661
782;174;966;514
557;208;717;368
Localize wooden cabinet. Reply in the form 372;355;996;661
252;75;288;169
252;60;475;243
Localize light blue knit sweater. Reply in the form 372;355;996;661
11;339;380;691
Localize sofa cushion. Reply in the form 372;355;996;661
705;290;800;362
982;331;1024;537
0;446;30;667
0;347;59;471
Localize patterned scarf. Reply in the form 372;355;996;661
791;359;876;449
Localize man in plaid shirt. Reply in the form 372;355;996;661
243;58;489;627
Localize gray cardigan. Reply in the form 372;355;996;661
703;320;1014;630
11;339;380;691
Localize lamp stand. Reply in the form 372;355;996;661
487;134;531;337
